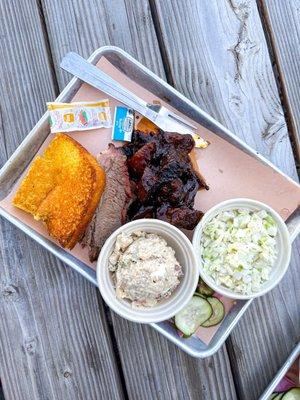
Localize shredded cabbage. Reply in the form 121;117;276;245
201;209;278;295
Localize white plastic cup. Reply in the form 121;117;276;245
97;219;199;323
193;198;292;300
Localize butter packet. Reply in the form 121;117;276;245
112;106;134;142
47;100;112;133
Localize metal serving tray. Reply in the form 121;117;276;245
259;342;300;399
0;46;299;358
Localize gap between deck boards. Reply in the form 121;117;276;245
257;0;300;176
148;0;175;87
0;382;5;400
36;0;60;97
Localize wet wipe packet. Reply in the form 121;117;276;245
47;100;112;133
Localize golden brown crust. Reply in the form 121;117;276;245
65;146;106;249
13;133;105;249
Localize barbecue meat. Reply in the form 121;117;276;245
123;129;207;230
156;204;203;230
81;144;132;261
127;142;156;178
157;178;184;205
135;165;160;203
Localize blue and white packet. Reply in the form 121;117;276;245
112;106;134;142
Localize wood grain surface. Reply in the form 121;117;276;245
0;0;299;399
260;0;300;163
152;0;300;399
41;0;166;90
0;1;124;399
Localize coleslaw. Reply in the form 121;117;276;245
200;209;278;295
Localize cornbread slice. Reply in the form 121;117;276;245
13;133;106;249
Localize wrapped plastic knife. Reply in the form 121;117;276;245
60;52;198;136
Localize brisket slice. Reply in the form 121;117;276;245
81;144;132;262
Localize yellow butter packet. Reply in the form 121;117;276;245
47;100;112;133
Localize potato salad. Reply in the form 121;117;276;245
109;231;183;307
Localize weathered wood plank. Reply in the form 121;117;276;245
112;318;237;400
41;0;166;90
152;0;300;398
0;1;124;399
41;0;238;399
259;0;300;163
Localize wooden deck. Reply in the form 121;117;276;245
0;1;299;399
